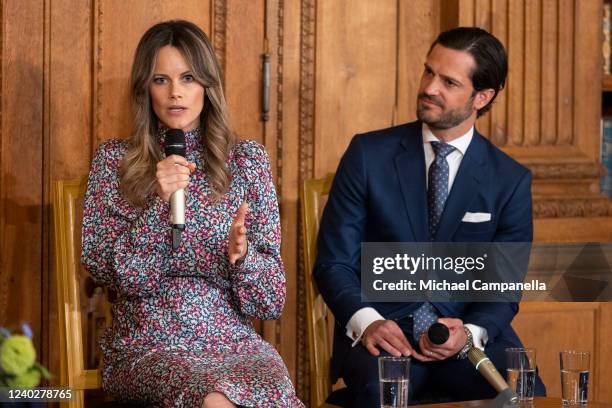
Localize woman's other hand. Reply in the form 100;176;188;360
155;154;196;202
229;203;249;265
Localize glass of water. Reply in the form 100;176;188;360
378;356;410;408
505;348;537;402
560;350;590;405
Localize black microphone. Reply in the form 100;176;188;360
427;322;518;401
428;322;449;345
165;129;186;250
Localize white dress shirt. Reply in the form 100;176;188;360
345;123;488;350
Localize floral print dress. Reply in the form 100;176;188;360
81;128;303;407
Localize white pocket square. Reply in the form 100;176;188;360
462;212;491;223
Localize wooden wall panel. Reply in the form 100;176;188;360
396;1;439;124
490;0;508;146
474;0;491;28
573;1;602;162
314;0;397;177
513;303;603;400
507;0;525;146
0;0;44;350
49;1;93;178
45;0;95;386
597;304;612;402
474;0;493;138
457;0;475;26
541;0;558;145
225;0;265;143
524;0;543;146
557;0;574;146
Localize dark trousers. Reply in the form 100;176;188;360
339;337;546;407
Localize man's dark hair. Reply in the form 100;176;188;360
429;27;508;117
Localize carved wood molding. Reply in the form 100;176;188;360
528;162;611;218
93;0;102;145
275;0;286;378
534;197;612;218
298;0;316;182
528;162;606;179
275;0;285;202
297;0;316;402
213;0;227;80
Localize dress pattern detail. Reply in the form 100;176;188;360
81;128;303;407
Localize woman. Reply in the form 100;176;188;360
81;20;303;408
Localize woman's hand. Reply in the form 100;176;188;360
229;203;249;265
155;155;196;202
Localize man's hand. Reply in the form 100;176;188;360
418;318;468;361
361;320;429;361
228;203;249;265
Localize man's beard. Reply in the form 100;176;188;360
416;94;474;130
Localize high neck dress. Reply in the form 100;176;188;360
81;128;303;407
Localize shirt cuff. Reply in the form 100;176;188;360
346;307;385;347
464;323;488;350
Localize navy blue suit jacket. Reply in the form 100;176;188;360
313;121;533;381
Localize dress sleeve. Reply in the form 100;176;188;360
229;142;286;320
81;140;173;299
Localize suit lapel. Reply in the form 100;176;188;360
395;123;429;242
434;132;487;241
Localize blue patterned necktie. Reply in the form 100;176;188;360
427;141;456;240
412;141;455;342
412;302;439;342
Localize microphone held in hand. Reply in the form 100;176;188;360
165;129;186;250
427;322;450;345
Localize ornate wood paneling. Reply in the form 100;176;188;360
264;0;303;388
455;0;608;230
459;0;584;152
275;0;306;396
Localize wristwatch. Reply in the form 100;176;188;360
455;326;473;360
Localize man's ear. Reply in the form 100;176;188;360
473;89;495;111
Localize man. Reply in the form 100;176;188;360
314;27;546;405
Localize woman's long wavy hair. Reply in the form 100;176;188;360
120;20;235;207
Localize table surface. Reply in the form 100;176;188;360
413;397;612;408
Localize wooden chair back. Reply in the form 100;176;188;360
53;176;110;408
300;173;342;408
